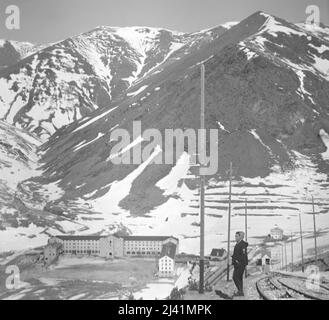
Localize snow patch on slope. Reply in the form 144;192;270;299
93;145;162;213
156;152;190;195
319;129;329;160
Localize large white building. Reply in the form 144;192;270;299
47;234;178;260
123;236;179;257
49;235;124;258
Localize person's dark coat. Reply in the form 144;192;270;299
232;240;248;267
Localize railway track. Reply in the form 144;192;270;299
277;277;329;300
256;275;329;300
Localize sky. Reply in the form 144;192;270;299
0;0;329;43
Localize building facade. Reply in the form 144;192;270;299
48;234;178;260
123;236;179;257
158;242;177;277
99;235;124;258
50;235;102;255
270;227;284;240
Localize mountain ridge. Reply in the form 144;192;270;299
1;11;329;254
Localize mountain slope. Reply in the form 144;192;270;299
1;12;329;254
0;25;231;140
0;40;43;70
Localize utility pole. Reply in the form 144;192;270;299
226;161;232;281
245;198;248;278
199;64;205;294
299;212;305;272
291;233;294;272
284;241;288;272
312;196;318;266
281;243;284;270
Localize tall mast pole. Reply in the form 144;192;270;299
299;213;305;272
245;198;248;278
284;241;288;272
291;232;294;272
312;196;318;265
199;64;205;294
226;161;232;281
281;243;284;270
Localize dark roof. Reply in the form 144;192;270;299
160;242;177;259
123;235;178;241
54;235;177;242
210;248;226;257
271;227;283;232
55;235;103;241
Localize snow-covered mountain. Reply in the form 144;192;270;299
1;11;329;255
0;24;232;140
0;40;43;69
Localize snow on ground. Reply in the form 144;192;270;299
0;224;49;252
249;129;273;154
0;121;42;193
52;255;109;269
239;42;259;60
73;106;118;133
92;145;162;213
134;281;175;300
217;121;230;133
68;293;88;300
174;266;191;289
244;14;329;102
36;179;65;202
156;152;190;195
127;85;148;97
221;22;239;29
73;132;105;152
49;139;329;259
55;219;86;233
319;129;329;160
259;13;306;38
132;265;190;300
107;135;144;162
0;250;27;266
308;43;329;54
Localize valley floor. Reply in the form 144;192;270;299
0;254;190;300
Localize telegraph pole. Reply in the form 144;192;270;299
299;212;305;272
199;64;205;294
244;198;248;242
281;243;284;270
226;161;232;281
284;241;288;272
245;198;248;278
291;233;294;272
312;196;318;265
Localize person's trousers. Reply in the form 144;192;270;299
233;264;245;293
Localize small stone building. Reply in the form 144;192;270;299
209;248;226;261
270;226;284;240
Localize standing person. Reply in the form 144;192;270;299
232;231;248;297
